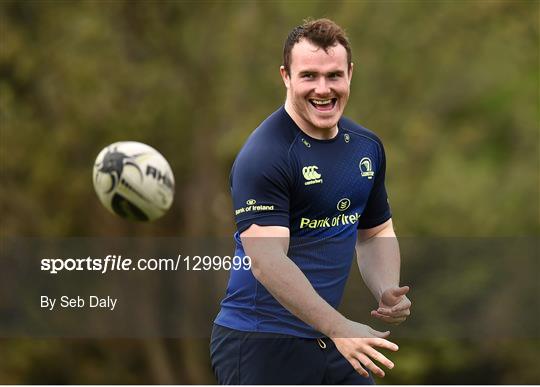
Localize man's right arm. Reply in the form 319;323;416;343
241;224;399;378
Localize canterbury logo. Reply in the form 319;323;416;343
302;166;321;180
302;166;323;186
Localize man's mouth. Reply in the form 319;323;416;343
309;98;337;111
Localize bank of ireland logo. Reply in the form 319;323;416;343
302;165;323;186
359;157;374;179
337;198;351;211
246;199;256;205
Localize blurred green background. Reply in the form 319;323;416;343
0;0;538;384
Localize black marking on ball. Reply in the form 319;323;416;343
95;146;144;193
120;178;150;202
111;193;149;221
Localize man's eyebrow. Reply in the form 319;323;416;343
298;70;317;75
328;70;345;76
298;70;346;76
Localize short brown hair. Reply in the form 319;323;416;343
283;18;352;74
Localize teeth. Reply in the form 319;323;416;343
311;99;332;105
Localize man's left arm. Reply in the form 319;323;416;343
356;218;412;325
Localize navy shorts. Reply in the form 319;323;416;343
210;324;375;385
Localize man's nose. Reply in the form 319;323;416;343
314;77;331;95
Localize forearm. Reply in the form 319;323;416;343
357;229;401;302
250;248;346;337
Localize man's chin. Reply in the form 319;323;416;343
308;115;340;131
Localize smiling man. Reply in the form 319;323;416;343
280;29;351;139
211;19;412;385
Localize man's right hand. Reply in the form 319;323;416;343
241;225;399;379
331;319;399;378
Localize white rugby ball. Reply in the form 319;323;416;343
93;141;175;221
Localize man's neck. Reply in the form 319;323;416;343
284;101;338;140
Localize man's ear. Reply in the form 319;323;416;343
280;65;290;89
348;62;354;84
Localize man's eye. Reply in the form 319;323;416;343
302;74;315;79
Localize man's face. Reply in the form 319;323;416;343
281;39;353;135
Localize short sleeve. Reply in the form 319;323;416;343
230;147;291;234
357;139;392;229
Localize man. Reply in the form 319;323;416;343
211;18;411;385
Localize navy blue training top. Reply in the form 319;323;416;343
214;106;391;338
